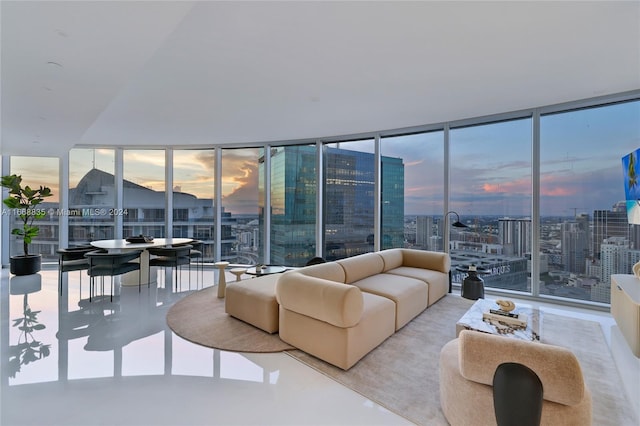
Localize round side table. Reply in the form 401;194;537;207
214;261;230;298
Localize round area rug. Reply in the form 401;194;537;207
166;286;294;352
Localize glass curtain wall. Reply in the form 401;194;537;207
265;145;317;267
323;139;375;260
172;149;216;262
222;148;261;265
380;131;444;251
449;118;532;291
7;157;59;261
8;92;637;308
122;150;166;238
68;149;115;245
540;100;640;303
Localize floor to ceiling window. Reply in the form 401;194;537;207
123;150;166;238
7;157;59;261
323;139;376;260
5;92;639;310
380;131;445;251
266;145;317;267
173;149;215;262
449;118;532;291
540;100;640;304
222;148;261;265
68;148;115;245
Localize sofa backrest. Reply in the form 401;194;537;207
377;248;451;274
378;248;404;271
297;261;346;283
404;249;450;273
276;270;363;328
458;330;586;406
337;252;385;284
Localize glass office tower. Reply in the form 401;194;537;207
261;145;404;266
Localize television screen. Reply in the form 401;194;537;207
622;147;640;224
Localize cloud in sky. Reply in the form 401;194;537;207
221;149;260;215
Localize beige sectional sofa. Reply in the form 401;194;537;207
276;248;450;369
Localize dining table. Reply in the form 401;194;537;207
90;238;193;286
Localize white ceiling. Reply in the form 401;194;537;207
1;1;639;157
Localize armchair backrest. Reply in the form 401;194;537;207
458;330;586;406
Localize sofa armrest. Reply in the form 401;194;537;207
276;271;363;328
458;330;586;406
401;249;451;274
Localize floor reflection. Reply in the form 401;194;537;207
1;267;411;426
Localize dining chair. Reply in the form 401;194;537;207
85;249;143;302
57;245;96;296
147;245;192;291
175;240;204;287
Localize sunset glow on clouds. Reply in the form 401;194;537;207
482;177;531;194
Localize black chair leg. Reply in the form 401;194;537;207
493;362;543;426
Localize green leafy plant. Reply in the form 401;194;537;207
1;174;52;256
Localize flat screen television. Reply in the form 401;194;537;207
622;147;640;224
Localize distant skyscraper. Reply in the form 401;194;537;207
416;216;434;249
599;236;631;285
561;221;589;274
593;203;631;257
498;218;531;257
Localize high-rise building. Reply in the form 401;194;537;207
561;221;589;274
262;146;404;266
593;202;631;257
416;216;434;249
498;218;531;257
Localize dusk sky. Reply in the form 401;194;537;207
9;100;639;218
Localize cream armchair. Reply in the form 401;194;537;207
439;330;592;426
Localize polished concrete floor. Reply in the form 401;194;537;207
0;266;637;425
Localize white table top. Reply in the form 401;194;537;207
91;238;193;250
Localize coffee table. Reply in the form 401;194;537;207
245;265;287;276
456;298;541;341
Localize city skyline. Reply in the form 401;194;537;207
7;99;639;217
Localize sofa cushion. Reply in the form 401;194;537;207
276;271;363;328
403;248;450;272
379;248;451;274
351;273;428;330
298;261;346;283
337;252;385;284
458;330;586;406
378;248;404;271
386;267;448;306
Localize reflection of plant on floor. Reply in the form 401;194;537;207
8;294;51;378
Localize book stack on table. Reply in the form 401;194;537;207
482;309;528;328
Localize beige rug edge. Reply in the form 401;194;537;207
166;286;294;353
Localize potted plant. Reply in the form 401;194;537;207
1;174;52;275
